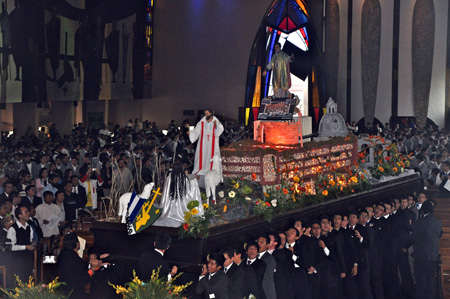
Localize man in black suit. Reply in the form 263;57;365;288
332;213;358;299
20;185;42;209
438;161;450;197
233;243;258;298
62;181;85;222
241;241;266;299
270;232;295;299
222;246;245;299
286;226;311;299
396;196;415;295
0;181;14;204
196;251;228;299
320;216;344;299
348;211;373;299
70;175;87;208
257;234;277;299
137;233;177;281
403;200;442;299
58;232;103;299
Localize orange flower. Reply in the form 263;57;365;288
378;166;384;172
251;173;257;180
322;190;328;196
351;176;358;183
223;205;227;212
265;202;271;207
264;192;270;197
282;188;289;195
293;176;300;183
330;180;336;186
183;223;189;231
393;167;398;172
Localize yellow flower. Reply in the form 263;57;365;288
351;176;358;183
293;176;300;183
378;166;384;172
234;183;240;189
203;203;209;209
322;190;328;196
191;208;199;215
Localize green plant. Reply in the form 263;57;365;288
0;276;69;299
109;268;191;299
179;202;218;239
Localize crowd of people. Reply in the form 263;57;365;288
0;115;446;299
181;192;441;299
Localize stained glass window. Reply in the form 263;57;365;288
144;0;154;81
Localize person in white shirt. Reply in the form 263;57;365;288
35;191;64;238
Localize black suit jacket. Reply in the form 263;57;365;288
58;249;90;299
196;270;228;299
138;249;169;281
242;258;266;299
73;185;87;208
272;248;295;299
28;217;43;241
20;196;43;209
405;214;442;261
224;263;244;299
239;261;258;298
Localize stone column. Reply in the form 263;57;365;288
361;0;381;126
412;0;435;128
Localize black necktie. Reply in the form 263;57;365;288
224;267;228;274
247;260;251;265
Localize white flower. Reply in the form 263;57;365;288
228;191;236;198
271;199;277;207
218;191;225;198
245;196;252;201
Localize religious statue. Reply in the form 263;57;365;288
153;162;204;227
263;42;294;98
187;108;224;176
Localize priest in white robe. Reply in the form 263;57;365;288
187;109;224;176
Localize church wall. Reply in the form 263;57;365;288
147;0;273;127
344;0;448;128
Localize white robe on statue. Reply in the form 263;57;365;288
153;175;204;228
189;116;224;176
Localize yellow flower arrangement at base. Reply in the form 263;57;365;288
0;275;69;299
110;268;191;299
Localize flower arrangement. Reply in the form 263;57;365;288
178;199;217;239
251;163;370;222
0;276;69;299
360;137;411;179
109;268;191;299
